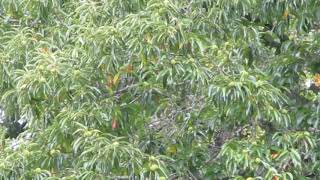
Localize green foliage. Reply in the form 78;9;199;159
0;0;320;179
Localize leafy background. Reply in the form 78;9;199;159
0;0;320;179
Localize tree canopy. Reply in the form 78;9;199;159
0;0;320;179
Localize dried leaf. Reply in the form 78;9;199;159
112;119;117;129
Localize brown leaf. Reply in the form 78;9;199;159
271;152;279;159
112;119;117;129
126;64;133;73
40;47;49;54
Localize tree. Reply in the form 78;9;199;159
0;0;320;179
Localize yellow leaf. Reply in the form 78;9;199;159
166;145;177;154
283;10;289;18
106;75;114;88
144;34;151;44
99;64;106;70
31;37;38;42
113;73;120;85
40;47;49;54
140;53;147;67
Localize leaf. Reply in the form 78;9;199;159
283;10;289;19
112;119;117;129
166;145;177;155
113;73;121;86
272;176;279;180
125;64;133;73
290;148;301;167
107;75;114;88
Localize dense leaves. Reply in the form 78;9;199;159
0;0;320;179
